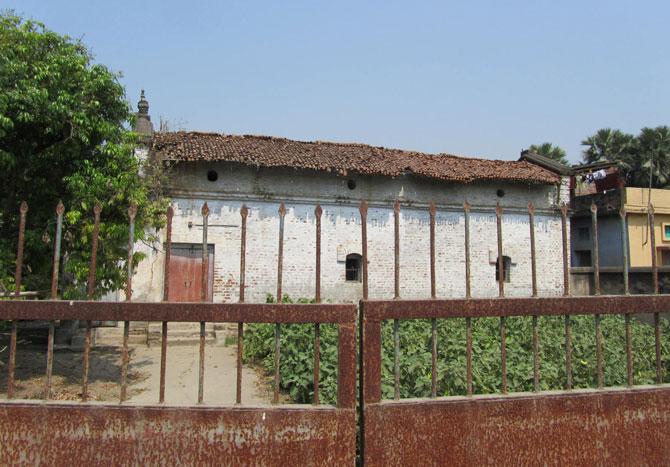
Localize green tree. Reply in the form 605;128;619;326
0;12;166;298
635;126;670;188
581;127;670;189
581;128;637;164
528;142;569;165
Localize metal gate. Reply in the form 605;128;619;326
359;296;670;466
0;300;357;465
3;197;670;465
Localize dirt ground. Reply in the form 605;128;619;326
0;331;274;405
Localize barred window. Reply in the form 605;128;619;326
345;254;362;282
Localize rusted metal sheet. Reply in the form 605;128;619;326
0;403;356;466
363;387;670;466
0;300;357;323
360;295;670;320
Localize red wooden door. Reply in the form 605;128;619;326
167;244;214;302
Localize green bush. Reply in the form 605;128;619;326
244;295;670;404
243;294;339;404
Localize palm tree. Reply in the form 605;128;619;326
581;128;636;164
528;142;569;165
635;126;670;188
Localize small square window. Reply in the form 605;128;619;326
577;227;590;241
495;256;511;283
574;250;592;267
658;248;670;266
345;254;362;282
663;223;670;242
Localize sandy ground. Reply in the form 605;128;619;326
0;333;271;405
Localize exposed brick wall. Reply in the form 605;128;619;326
130;165;569;303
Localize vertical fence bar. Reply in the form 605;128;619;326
163;206;174;302
45;201;64;400
528;202;537;297
496;202;504;297
648;204;662;384
237;205;248;404
197;203;209;404
277;202;285;302
394;200;400;299
393;318;400;400
8;201;28;399
429;203;437;398
649;204;659;294
393;200;401;399
313;204;322;405
496;202;507;394
120;204;136;403
500;316;507;394
595;313;604;388
560;203;570;296
565;315;573;390
359;201;369;300
274;202;286;404
625;313;633;387
620;208;629;294
201;203;209;301
463;202;472;396
429;203;437;299
159;206;172;404
655;312;662;384
532;316;539;392
14;201;28;296
528;202;540;392
82;203;101;402
158;206;173;403
591;202;600;295
7;322;17;400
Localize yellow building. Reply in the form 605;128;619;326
624;187;670;268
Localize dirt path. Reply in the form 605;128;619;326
128;343;268;405
0;336;269;405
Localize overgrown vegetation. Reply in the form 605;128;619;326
244;296;670;405
243;294;340;404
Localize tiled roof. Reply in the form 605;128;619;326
151;132;561;185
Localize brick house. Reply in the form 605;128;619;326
129;93;569;303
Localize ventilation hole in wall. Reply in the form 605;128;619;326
496;189;505;197
207;170;218;182
347;179;357;190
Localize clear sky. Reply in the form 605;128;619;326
10;0;670;163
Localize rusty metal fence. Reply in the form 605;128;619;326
0;200;357;465
2;197;670;465
355;199;670;465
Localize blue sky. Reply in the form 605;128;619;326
10;0;670;163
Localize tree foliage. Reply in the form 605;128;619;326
528;142;568;165
581;126;670;188
0;12;166;297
